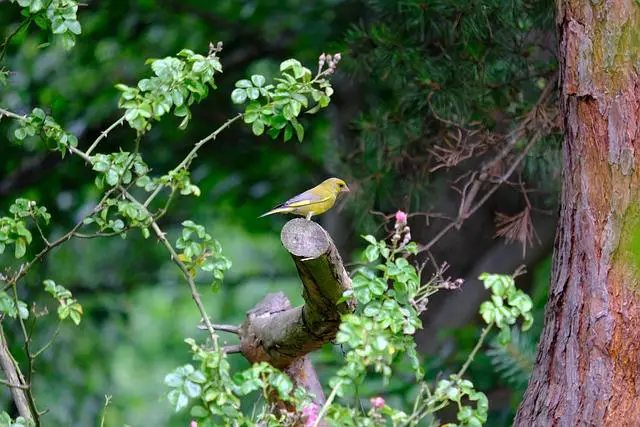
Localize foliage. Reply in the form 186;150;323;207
1;5;337;422
176;220;232;290
233;56;339;141
311;234;532;426
165;340;314;425
0;1;550;425
0;198;49;258
486;326;535;390
341;0;560;225
116;47;223;132
0;412;32;427
163;211;534;426
13;108;78;156
7;0;81;50
43;279;83;325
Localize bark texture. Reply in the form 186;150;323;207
515;0;640;425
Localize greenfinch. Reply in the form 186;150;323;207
259;177;350;220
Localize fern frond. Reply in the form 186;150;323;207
486;326;535;390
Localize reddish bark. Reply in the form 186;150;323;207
514;0;640;425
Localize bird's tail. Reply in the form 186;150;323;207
258;206;292;218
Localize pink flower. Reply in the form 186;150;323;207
370;396;385;409
395;210;407;224
190;421;197;427
302;403;320;426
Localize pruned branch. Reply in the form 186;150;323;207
237;219;355;406
239;219;354;368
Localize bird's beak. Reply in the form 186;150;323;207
341;186;351;193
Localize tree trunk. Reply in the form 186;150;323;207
514;0;640;425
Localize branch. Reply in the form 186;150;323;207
236;219;355;409
417;74;558;254
85;115;126;156
239;219;355;368
222;344;242;354
120;189;221;350
143;113;243;208
6;188;116;289
0;326;34;422
202;324;240;335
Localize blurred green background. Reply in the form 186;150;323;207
1;0;559;425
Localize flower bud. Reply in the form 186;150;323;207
370;396;385;409
395;210;407;224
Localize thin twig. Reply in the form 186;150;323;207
208;324;240;334
223;344;242;354
143;113;243;207
99;395;112;427
456;324;493;379
0;16;33;61
33;321;62;358
121;189;220;350
418;120;546;254
6;189;116;290
33;218;51;247
0;107;26;121
312;380;343;427
85;116;126;156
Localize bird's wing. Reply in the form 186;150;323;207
283;189;332;208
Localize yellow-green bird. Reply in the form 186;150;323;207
259;177;350;220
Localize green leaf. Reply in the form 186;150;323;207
190;405;208;418
69;308;81;325
283;124;293;142
243;112;259;124
235;79;253;88
369;277;387;295
165;373;183;388
364;245;379;262
58;304;70;320
14;127;27;140
246;87;260;100
17;302;29;320
251;74;266;87
183;380;201;398
362;235;378;245
293;122;304;142
479;301;495;324
65;20;81;35
270;114;287;129
14;237;26;259
251;120;265;136
291;93;309;108
188;370;207;384
169;389;189;412
230;88;247;104
280;59;302;72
